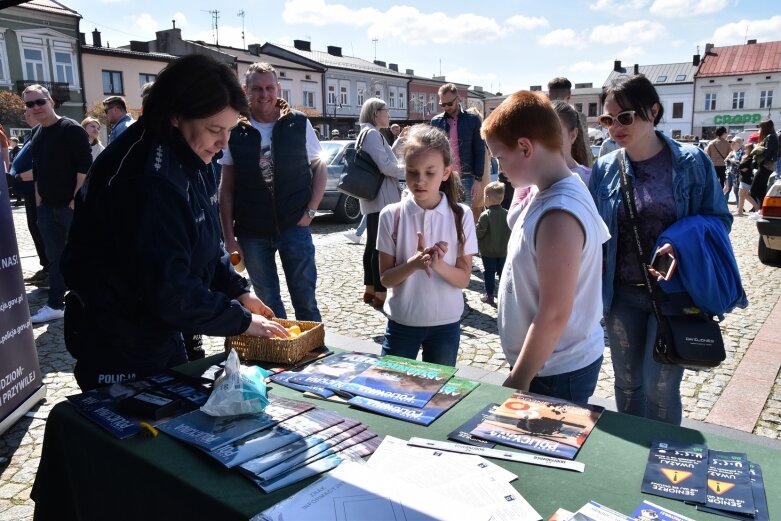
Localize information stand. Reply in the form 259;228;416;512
0;175;46;435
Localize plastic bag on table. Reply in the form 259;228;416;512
200;349;272;416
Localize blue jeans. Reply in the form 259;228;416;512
36;205;73;309
606;285;684;425
529;355;603;403
239;225;321;321
461;174;474;206
724;173;738;202
382;319;460;366
482;256;505;297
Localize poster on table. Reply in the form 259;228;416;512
0;175;45;434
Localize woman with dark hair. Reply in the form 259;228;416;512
589;75;732;425
62;54;288;391
748;119;778;213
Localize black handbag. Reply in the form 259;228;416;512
617;151;726;369
337;128;384;200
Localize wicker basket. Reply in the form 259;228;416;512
224;319;325;364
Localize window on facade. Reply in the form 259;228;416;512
23;48;45;81
327;83;337;105
732;91;745;109
428;94;436;114
281;88;291;103
760;90;774;109
672;102;683;119
574;103;583;113
356;82;366;106
388;88;396;108
375;85;384;100
53;51;74;84
279;71;286;78
102;70;124;95
339;81;349;106
303;88;316;108
418;93;425;114
398;90;405;109
0;37;8;83
704;92;717;111
675;74;686;81
588;103;597;117
657;76;667;83
138;73;156;88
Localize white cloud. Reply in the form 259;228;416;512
569;59;615;73
505;15;549;30
590;0;649;11
445;66;498;89
132;13;159;34
538;29;580;47
709;15;781;46
650;0;728;17
172;12;188;28
282;0;546;45
590;21;666;45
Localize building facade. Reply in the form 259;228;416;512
0;0;85;122
693;40;781;139
408;75;469;123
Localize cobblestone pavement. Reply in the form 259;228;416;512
1;204;779;518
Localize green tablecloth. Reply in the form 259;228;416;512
32;353;781;520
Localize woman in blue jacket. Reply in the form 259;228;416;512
588;75;731;425
62;55;289;391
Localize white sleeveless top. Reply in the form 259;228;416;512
498;175;610;376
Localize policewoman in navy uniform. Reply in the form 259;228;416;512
62;55;289;391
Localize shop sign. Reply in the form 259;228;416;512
713;113;762;125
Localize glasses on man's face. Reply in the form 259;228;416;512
24;99;48;108
103;107;112;114
440;98;458;108
598;110;636;128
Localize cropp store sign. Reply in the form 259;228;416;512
713;113;762;125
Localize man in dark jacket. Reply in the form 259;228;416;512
430;83;485;205
219;62;327;321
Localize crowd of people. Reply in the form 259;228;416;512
2;54;760;424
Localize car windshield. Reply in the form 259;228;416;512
318;142;345;165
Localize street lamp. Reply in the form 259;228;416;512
331;101;342;135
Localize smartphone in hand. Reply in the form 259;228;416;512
650;250;677;281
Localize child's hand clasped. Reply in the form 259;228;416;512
409;232;449;277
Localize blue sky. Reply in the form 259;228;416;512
64;0;780;93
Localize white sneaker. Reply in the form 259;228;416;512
747;212;762;221
31;305;65;324
342;229;363;244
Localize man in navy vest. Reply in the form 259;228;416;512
219;63;326;321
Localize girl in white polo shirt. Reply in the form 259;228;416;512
376;124;478;366
482;91;610;403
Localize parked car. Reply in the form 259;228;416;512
756;176;781;265
317;140;362;223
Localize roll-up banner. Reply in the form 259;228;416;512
0;175;46;435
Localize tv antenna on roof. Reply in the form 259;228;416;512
372;38;378;60
203;10;220;46
238;10;245;49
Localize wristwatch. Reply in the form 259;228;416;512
306;208;317;219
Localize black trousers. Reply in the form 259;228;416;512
362;212;385;293
750;165;773;206
24;196;48;269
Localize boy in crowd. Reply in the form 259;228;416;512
476;181;511;305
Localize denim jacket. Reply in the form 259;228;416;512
588;131;732;314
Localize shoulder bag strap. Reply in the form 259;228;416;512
617;150;667;325
356;127;371;151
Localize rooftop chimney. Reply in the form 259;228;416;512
327;45;342;57
405;68;414;75
633;63;639;75
613;60;621;72
248;43;261;56
129;41;150;53
78;32;86;45
92;28;102;47
388;63;398;72
530;85;542;91
373;60;386;67
747;39;757;44
693;54;700;66
293;39;311;52
705;43;714;54
474;86;483;92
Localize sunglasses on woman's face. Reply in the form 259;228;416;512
598;110;636;128
24;98;49;108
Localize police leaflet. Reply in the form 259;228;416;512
641;440;708;503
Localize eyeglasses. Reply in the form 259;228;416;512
103;107;113;114
24;99;48;108
598;110;636;128
439;99;458;108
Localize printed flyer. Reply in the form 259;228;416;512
640;440;708;504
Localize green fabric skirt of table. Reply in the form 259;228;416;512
31;352;781;520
